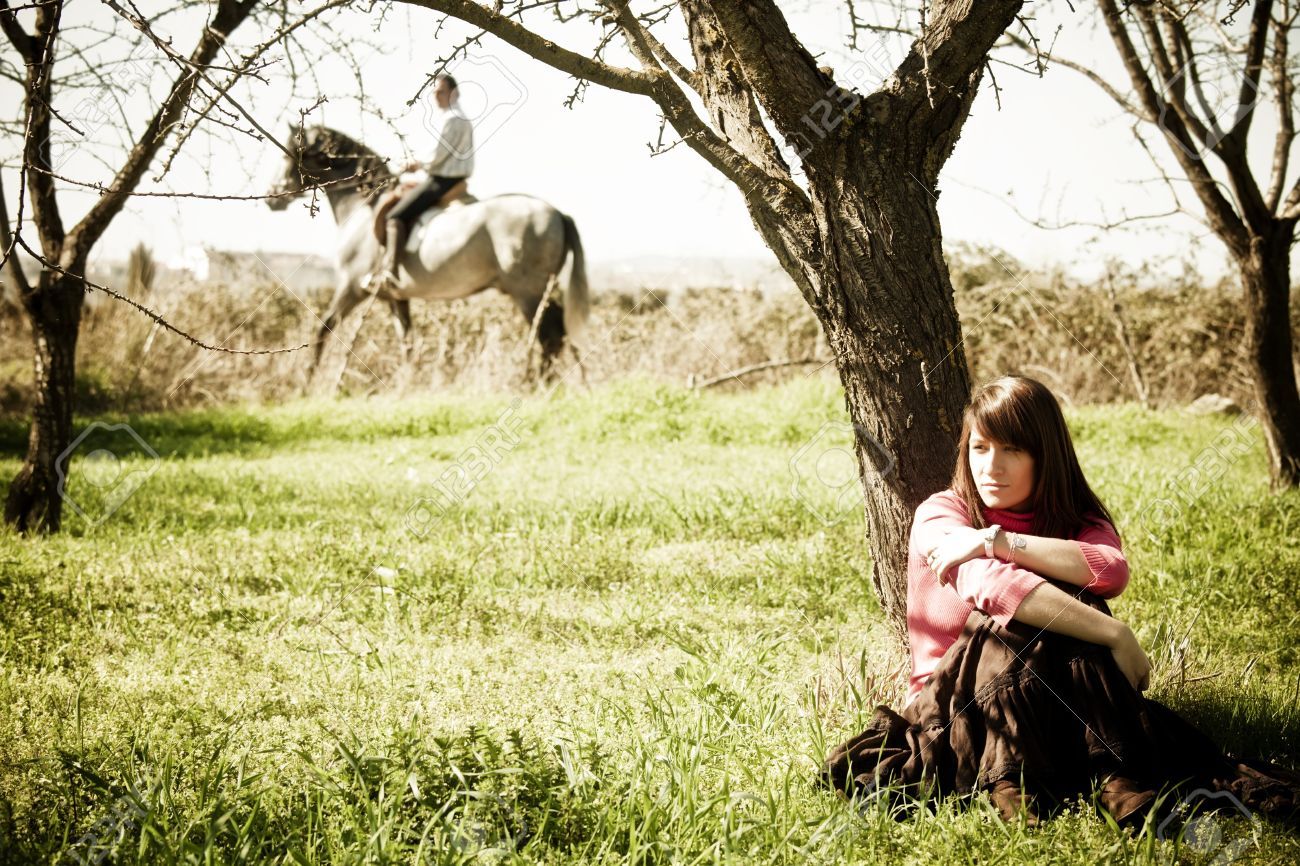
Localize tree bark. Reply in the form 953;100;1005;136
1240;232;1300;488
4;271;84;532
796;175;972;641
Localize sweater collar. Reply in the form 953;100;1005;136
982;502;1034;532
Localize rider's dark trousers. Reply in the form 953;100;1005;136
388;174;465;231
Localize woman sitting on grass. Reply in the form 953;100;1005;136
822;375;1300;828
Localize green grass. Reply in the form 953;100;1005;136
0;373;1297;863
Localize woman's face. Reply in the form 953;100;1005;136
968;426;1035;512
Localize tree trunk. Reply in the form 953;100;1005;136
1240;233;1300;488
829;180;972;643
696;37;992;644
5;272;85;533
747;162;973;642
1;0;260;534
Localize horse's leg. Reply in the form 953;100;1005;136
511;275;565;386
535;302;566;384
311;281;367;375
388;298;412;364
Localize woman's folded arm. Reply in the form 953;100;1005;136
911;496;1047;628
1007;580;1126;645
991;518;1127;594
1010;580;1150;690
948;557;1047;629
1073;521;1129;598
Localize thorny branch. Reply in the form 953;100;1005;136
0;0;368;354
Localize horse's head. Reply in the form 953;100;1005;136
265;124;332;209
266;125;391;211
267;124;315;210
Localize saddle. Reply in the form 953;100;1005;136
372;178;470;244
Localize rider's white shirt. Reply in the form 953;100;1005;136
427;103;474;178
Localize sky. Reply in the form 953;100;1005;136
2;1;1285;286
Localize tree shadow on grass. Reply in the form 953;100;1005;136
0;402;489;461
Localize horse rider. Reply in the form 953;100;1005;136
372;72;474;291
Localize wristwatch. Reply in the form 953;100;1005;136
983;524;1001;559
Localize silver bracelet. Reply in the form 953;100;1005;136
1008;531;1027;565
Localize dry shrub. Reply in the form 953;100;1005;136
950;244;1286;410
0;245;1292;415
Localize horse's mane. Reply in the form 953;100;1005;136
311;126;382;163
307;125;395;204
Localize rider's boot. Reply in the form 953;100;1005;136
372;218;406;293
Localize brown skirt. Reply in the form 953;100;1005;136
822;580;1300;826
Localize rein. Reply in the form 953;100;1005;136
305;170;398;205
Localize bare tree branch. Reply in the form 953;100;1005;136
1096;0;1251;257
0;165;30;297
674;0;792;182
1267;2;1298;212
398;0;661;95
1000;30;1154;120
612;0;701;92
686;0;838;159
20;0;65;260
1228;0;1273;145
64;0;262;266
0;0;34;57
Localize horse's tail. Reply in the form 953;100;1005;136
559;212;589;349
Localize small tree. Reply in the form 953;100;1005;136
1009;0;1300;488
0;0;339;531
126;243;157;300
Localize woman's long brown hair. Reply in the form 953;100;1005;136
949;375;1117;541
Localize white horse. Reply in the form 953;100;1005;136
267;125;589;380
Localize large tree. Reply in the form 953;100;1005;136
1010;1;1300;488
387;0;1026;640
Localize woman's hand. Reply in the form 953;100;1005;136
924;527;987;587
1107;623;1152;691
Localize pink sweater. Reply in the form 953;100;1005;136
904;488;1130;708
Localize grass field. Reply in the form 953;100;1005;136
0;374;1298;864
